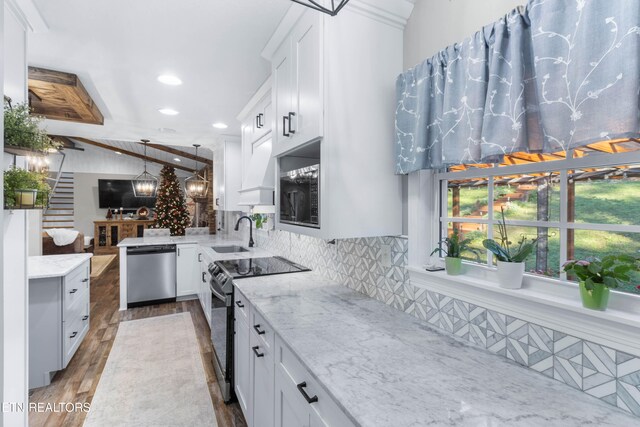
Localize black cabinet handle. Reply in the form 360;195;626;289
296;382;318;404
236;301;244;308
82;278;89;283
70;332;78;339
82;315;89;321
198;253;203;262
283;115;290;137
288;112;296;134
202;272;206;283
215;197;220;206
258;113;264;128
253;324;266;335
252;346;264;357
69;288;78;294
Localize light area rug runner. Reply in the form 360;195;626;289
90;255;117;278
83;313;218;427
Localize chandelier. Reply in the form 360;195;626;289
290;0;351;16
184;144;209;199
132;139;158;197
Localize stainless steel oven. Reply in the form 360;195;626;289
208;263;234;402
279;164;320;228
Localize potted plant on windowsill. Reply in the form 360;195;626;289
431;228;479;275
563;255;640;311
482;207;538;289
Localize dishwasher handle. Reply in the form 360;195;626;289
127;245;176;255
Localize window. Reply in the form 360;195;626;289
437;141;640;295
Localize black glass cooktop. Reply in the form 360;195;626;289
216;256;310;279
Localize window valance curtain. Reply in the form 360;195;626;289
395;0;640;174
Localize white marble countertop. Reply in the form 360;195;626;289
28;253;93;279
234;272;639;427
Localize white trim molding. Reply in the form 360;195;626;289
5;0;48;33
409;264;640;356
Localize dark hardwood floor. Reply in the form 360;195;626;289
29;258;247;427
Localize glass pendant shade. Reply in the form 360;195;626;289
132;139;158;197
290;0;350;16
185;144;209;199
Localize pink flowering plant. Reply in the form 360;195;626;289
563;255;640;291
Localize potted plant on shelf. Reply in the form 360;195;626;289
563;255;640;311
4;96;59;154
482;207;538;289
431;228;479;275
3;167;50;209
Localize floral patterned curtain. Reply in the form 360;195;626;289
395;0;640;174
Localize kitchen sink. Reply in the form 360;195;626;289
212;245;249;253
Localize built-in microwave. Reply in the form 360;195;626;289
279;164;320;228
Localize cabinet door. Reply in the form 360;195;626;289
273;37;293;148
235;314;251;422
274;364;310;427
251;328;274;427
213;144;225;210
176;245;197;297
309;409;328;427
291;12;322;145
199;257;207;313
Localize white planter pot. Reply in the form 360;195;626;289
496;261;525;289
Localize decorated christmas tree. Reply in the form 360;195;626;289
153;166;191;236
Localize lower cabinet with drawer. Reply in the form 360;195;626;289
29;259;91;389
234;286;354;427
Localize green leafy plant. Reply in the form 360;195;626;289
251;213;268;230
563;255;640;290
482;207;538;262
3;167;50;208
431;228;480;259
4;97;59;153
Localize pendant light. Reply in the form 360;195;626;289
185;144;209;199
290;0;351;16
132;139;158;197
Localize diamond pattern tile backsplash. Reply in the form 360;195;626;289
251;226;640;417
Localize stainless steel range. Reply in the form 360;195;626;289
208;256;310;402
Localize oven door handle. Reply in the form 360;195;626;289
209;282;226;302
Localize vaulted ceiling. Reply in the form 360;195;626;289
27;0;293;148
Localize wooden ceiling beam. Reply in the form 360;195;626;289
49;135;84;151
28;67;104;125
70;137;192;172
147;143;212;166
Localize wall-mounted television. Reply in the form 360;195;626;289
98;179;156;209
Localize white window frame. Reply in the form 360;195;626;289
407;149;640;356
437;149;640;281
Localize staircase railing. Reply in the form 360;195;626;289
46;149;66;208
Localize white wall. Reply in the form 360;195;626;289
403;0;523;69
0;0;5;423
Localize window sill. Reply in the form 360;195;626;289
408;264;640;356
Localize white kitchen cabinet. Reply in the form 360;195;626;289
235;289;252;421
238;79;276;207
234;286;354;427
176;244;198;297
213;137;242;213
272;11;322;156
199;251;212;325
29;260;91;389
262;3;413;239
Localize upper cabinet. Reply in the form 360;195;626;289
272;12;323;157
213;137;242;212
261;1;415;239
238;79;276;207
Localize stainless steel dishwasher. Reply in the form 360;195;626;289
126;245;177;307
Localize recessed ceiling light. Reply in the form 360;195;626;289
173;158;181;162
157;75;182;86
159;108;179;116
115;151;122;155
158;127;177;133
212;122;228;129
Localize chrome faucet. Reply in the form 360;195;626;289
234;216;254;248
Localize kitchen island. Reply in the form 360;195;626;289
234;272;639;427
